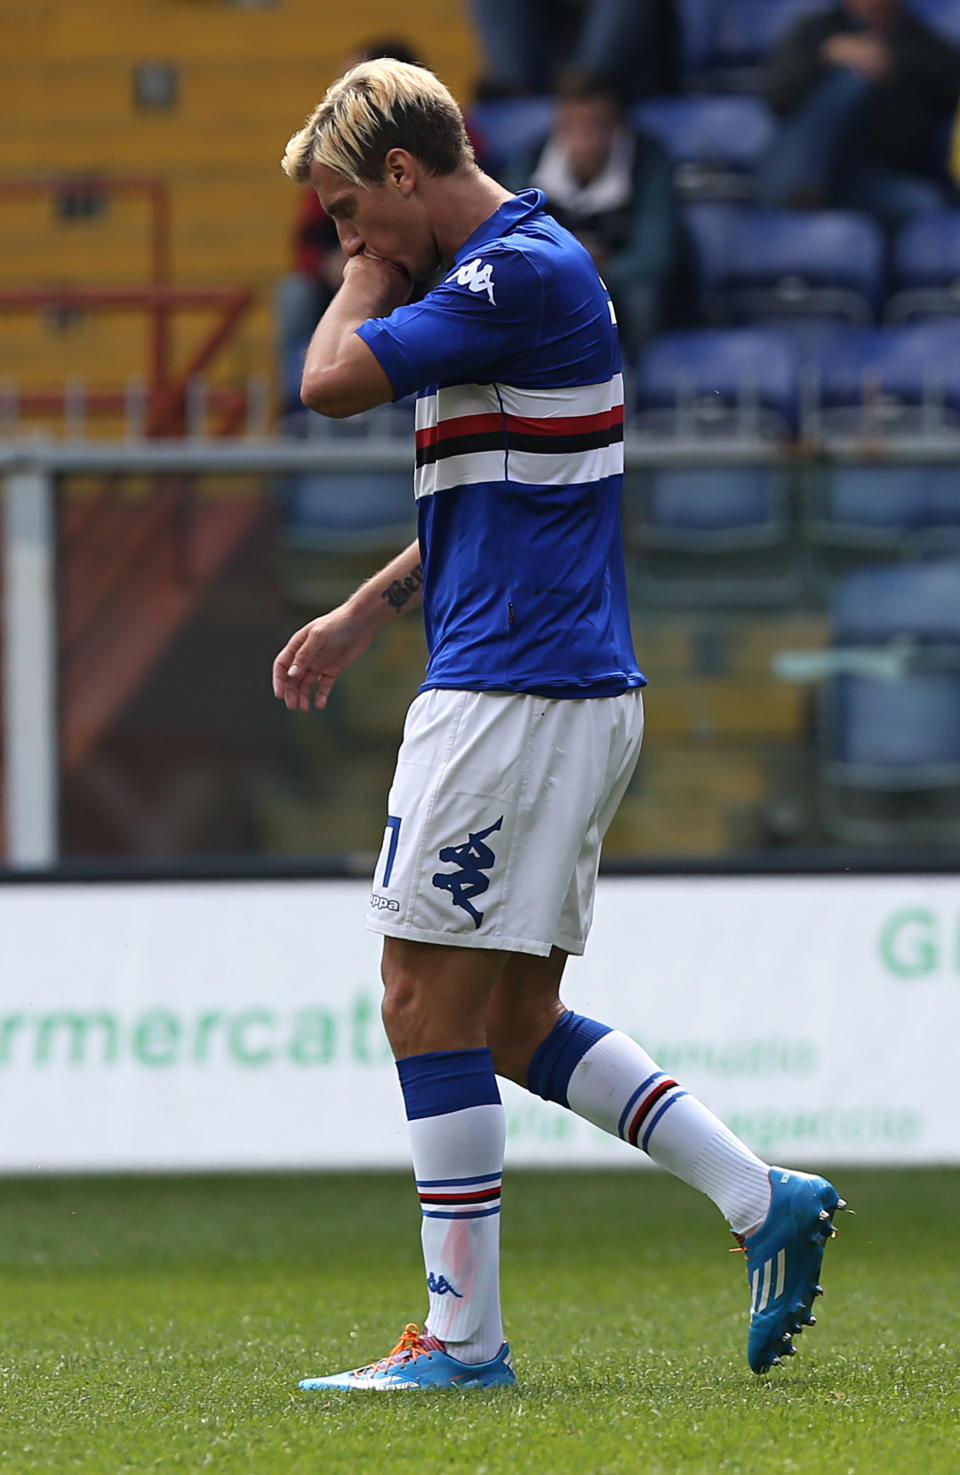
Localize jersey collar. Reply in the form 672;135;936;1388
453;188;546;264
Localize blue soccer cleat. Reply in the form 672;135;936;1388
298;1323;516;1391
737;1167;849;1375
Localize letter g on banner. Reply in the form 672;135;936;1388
878;908;938;979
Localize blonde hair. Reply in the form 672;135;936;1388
281;58;474;186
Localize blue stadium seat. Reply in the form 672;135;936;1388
632;96;775;197
638;467;784;544
622;464;795;603
832;559;960;644
813;466;960;548
636;328;800;433
676;0;716;76
280;472;416;553
888;213;960;322
465;99;555;175
688;208;883;323
710;0;829;69
811;322;960;423
683;202;739;294
907;0;960;46
678;0;826;79
827;672;960;773
820;559;960;838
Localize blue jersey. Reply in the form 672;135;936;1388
357;188;644;698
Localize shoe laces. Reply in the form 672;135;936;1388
357;1323;444;1377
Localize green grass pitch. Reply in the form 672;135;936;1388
3;1168;958;1474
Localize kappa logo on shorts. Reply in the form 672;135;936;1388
370;893;400;912
431;815;504;928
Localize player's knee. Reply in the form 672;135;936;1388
379;967;424;1052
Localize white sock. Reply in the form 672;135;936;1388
526;1014;771;1235
398;1049;505;1364
567;1030;771;1234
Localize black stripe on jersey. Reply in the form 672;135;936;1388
415;422;624;469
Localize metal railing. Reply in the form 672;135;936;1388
3;426;960;870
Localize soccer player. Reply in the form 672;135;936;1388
273;59;846;1391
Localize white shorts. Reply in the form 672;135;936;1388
366;687;644;957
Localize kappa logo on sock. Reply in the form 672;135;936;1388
432;816;503;928
427;1272;464;1298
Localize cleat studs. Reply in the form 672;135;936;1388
804;1314;817;1327
818;1209;831;1222
836;1198;847;1211
770;1356;782;1367
813;1285;824;1298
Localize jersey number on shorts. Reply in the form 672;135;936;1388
382;814;402;887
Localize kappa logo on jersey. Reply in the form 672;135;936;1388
432;815;504;927
448;256;496;305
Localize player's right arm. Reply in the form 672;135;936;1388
272;539;423;711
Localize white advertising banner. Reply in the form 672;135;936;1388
0;875;957;1172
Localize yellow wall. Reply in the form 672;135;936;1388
0;0;479;421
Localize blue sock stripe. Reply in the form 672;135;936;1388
396;1048;501;1120
415;1172;502;1188
640;1089;687;1154
422;1205;501;1221
617;1071;664;1140
526;1013;612;1108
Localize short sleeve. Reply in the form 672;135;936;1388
356;246;545;399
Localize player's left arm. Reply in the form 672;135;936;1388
300;251;412;418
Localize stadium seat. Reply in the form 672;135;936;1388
636;327;800;434
687;208;883;325
279;472;416;553
810;322;960;428
888;213;960;323
637;467;784;544
907;0;960;46
832;558;960;645
820;559;960;840
809;466;960;551
825;672;960;775
678;0;825;83
676;0;716;77
622;465;796;604
632;96;775;198
709;0;828;71
465;98;555;176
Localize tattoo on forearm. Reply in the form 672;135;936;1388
381;562;423;612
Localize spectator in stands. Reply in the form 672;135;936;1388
470;0;679;103
275;39;424;405
508;70;684;357
758;0;960;228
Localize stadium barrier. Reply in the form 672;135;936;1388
3;431;960;868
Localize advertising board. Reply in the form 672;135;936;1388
1;876;956;1170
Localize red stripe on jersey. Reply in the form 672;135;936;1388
504;404;624;437
416;414;503;449
415;403;624;450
